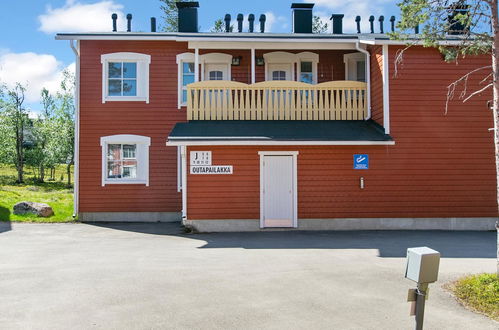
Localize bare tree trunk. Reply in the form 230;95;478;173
40;163;45;183
490;0;499;276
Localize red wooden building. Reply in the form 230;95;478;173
57;2;497;231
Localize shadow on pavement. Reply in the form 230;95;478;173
0;206;12;234
86;222;496;258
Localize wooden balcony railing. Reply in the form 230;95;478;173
186;80;367;121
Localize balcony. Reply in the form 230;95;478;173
186;80;367;121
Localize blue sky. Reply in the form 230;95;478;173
0;0;399;112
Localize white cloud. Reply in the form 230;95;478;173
264;12;289;33
38;0;126;34
311;0;392;33
0;52;74;103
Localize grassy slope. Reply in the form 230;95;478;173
0;165;75;222
448;273;499;321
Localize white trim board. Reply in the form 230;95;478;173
167;140;395;146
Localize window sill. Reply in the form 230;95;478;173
103;96;149;103
102;180;149;186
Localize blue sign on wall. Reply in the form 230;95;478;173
353;154;369;170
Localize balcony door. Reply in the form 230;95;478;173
268;63;293;81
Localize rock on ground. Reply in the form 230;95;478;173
13;201;54;217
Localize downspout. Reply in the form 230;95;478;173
356;41;371;119
70;39;80;218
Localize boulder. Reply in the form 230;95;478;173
13;202;54;217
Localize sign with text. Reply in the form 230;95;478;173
190;151;212;166
190;165;233;175
353;154;369;170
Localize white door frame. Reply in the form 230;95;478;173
258;151;299;228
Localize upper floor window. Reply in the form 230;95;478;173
176;52;233;109
299;61;313;83
101;52;151;103
344;52;366;82
272;70;287;81
182;62;195;104
264;51;319;84
100;134;151;186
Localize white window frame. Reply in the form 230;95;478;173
344;52;366;82
177;52;196;109
263;51;318;83
177;52;233;109
100;134;151;186
296;52;319;84
200;53;232;81
101;52;151;103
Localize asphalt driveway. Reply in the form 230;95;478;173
0;222;496;330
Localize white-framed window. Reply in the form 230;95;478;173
101;52;151;103
176;52;233;109
263;51;319;84
344;52;367;82
297;52;319;84
177;53;196;109
100;134;151;186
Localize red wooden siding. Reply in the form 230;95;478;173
370;45;384;126
186;47;496;220
79;40;188;212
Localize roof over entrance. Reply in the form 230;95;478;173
167;120;394;146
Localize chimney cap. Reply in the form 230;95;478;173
330;14;344;19
291;3;314;9
176;1;199;9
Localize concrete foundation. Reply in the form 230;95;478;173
184;217;498;232
80;212;181;222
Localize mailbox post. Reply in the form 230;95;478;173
405;247;440;330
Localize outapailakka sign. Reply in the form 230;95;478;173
190;165;233;174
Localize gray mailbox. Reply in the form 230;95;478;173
405;247;440;284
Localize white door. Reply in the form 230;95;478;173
204;64;229;81
262;155;295;228
268;63;293;81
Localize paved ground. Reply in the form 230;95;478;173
0;222;496;330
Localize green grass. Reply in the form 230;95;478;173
447;273;499;321
0;164;75;222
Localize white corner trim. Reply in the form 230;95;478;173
101;52;151;104
382;44;391;135
181;146;187;221
100;134;151;187
259;151;299;229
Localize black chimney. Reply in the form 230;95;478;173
355;16;361;33
126;14;132;32
378;16;384;33
369;15;375;33
330;14;344;34
291;3;314;33
248;14;255;32
111;13;117;32
151;17;157;32
259;14;266;33
224;14;231;32
237;14;243;32
176;1;199;33
390;16;396;32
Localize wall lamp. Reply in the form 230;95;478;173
256;57;265;66
231;56;242;66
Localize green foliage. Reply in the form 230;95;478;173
392;0;492;61
313;16;328;34
450;273;499;320
159;0;194;32
0;164;74;222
